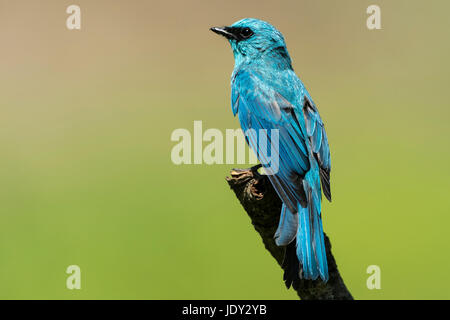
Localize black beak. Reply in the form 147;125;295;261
210;27;238;40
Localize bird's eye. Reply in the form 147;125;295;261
240;27;254;39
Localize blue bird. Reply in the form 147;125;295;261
211;19;332;285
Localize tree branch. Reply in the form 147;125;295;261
226;167;353;300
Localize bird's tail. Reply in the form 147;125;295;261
280;184;329;287
296;186;328;281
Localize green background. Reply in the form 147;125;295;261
0;0;449;299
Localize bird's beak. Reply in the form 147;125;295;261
210;26;238;40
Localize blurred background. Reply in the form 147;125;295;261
0;0;449;299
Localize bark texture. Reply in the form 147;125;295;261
226;167;353;300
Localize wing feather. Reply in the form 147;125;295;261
303;97;332;201
232;69;332;204
232;69;310;211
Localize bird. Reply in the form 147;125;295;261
211;18;332;286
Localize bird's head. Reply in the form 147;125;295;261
211;18;292;69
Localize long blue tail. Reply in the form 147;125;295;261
296;195;328;281
276;170;329;285
280;196;329;288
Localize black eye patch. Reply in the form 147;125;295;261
239;27;254;39
224;27;254;41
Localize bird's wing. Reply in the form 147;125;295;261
302;96;332;201
232;68;311;213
